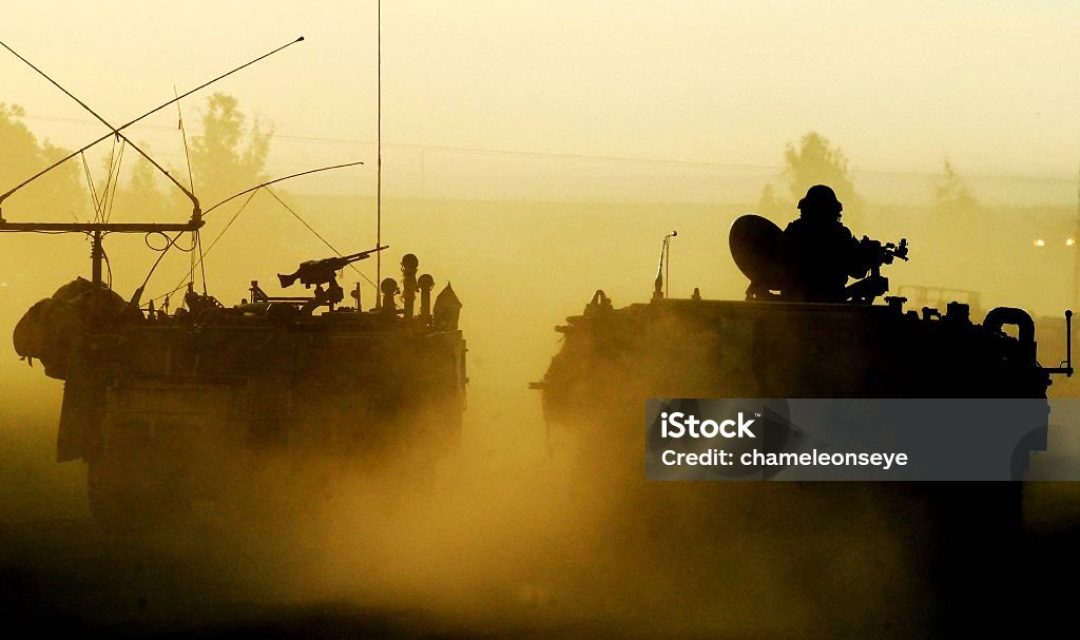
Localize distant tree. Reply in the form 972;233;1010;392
0;103;84;218
782;131;861;214
755;182;784;218
126;151;163;206
754;132;864;226
189;92;271;207
933;159;978;217
108;143;169;220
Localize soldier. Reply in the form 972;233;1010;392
782;184;873;302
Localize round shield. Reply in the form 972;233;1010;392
729;214;786;290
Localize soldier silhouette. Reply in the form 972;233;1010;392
782;184;873;302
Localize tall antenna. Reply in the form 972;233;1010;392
652;230;677;301
1074;160;1080;311
376;0;383;303
174;86;196;195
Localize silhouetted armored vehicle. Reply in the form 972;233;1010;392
537;214;1064;443
532;212;1072;633
12;249;466;530
1;37;469;531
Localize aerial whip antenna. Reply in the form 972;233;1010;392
174;86;196;195
653;230;677;300
0;35;305;217
1073;160;1080;312
202;161;365;216
376;0;384;305
172;85;205;292
0;38;200;213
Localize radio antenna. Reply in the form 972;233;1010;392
653;230;677;300
0;38;201;213
1073;160;1080;312
0;35;305;217
376;0;384;304
174;86;196;195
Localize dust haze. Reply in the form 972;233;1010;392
2;2;1080;636
3;171;1078;636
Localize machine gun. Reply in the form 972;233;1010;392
278;246;387;289
269;245;388;314
729;214;910;304
845;237;909;304
864;237;909;267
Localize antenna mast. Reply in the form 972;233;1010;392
652;230;677;301
1074;161;1080;311
376;0;383;304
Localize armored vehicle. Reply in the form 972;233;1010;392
2;36;469;530
537;214;1064;447
533;211;1072;632
12;249;466;530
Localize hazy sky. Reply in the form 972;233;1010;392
2;1;1078;196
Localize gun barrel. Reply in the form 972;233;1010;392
342;244;389;262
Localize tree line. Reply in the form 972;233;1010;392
757;131;979;224
0;92;271;221
2;99;978;225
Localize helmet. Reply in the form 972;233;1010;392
797;185;843;218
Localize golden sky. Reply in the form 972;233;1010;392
1;0;1078;200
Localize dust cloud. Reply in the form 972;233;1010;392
2;137;1080;637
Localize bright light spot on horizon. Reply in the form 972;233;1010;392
1067;238;1076;247
1034;239;1046;247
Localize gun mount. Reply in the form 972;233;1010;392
845;236;909;303
729;214;908;304
264;245;388;314
278;246;387;289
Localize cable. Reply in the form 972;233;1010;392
103;244;113;289
263;187;376;287
79;152;101;222
103;140;125;224
149;189;262;303
135;231;197;301
0;35;306;211
201;161;364;217
197;228;208;295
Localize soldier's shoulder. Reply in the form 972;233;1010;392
836;222;856;238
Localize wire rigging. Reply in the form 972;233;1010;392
72;161;367;306
0;35;305;209
148;189;261;304
201;161;364;216
79;152;102;221
175;86;196;196
264;187;377;286
102;140;126;224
